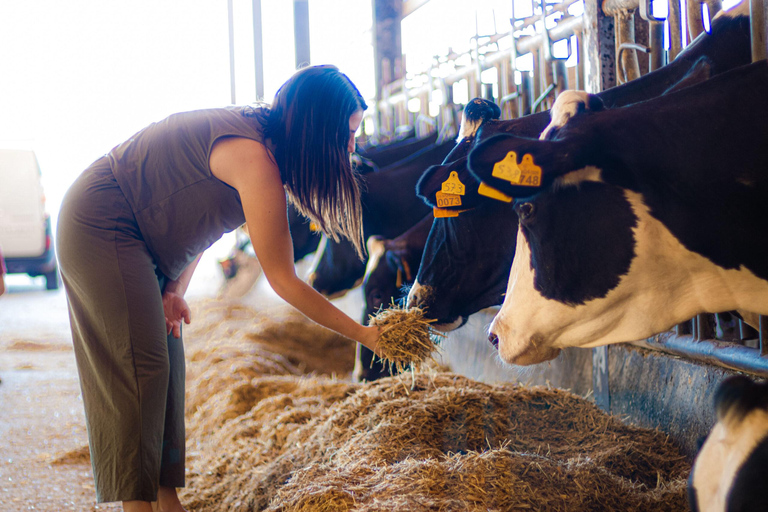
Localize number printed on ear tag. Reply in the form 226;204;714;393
441;171;466;195
518;154;542;187
478;182;512;202
492;151;522;183
433;207;459;218
435;191;462;208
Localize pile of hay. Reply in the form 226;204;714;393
184;299;357;435
369;305;443;373
181;373;689;511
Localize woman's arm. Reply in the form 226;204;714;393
210;137;379;354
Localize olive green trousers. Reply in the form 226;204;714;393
56;158;185;503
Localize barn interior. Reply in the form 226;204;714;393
357;0;768;458
1;0;767;510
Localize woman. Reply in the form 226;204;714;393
57;65;380;512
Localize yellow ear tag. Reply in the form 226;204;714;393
492;151;522;183
309;222;320;232
478;182;513;202
433;207;459;218
435;190;462;208
518;154;542;187
441;171;466;195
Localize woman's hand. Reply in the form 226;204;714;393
359;325;382;358
162;291;191;338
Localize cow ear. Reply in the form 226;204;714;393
585;94;604;113
417;158;484;211
416;164;447;208
468;133;559;199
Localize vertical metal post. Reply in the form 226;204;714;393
252;0;265;100
687;0;706;42
760;315;768;356
668;0;684;60
615;11;642;83
293;0;311;68
751;0;768;61
640;0;666;71
228;0;237;105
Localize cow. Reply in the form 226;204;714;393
465;59;768;365
308;138;456;297
354;214;434;382
406;6;753;331
689;375;768;512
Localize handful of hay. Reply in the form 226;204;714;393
369;305;444;373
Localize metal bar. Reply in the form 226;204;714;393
532;82;556;112
761;315;768;356
615;12;642;83
634;333;768;377
516;15;585;54
668;0;684;59
687;0;706;42
695;313;716;341
639;0;666;71
751;0;768;61
227;0;236;105
252;0;264;100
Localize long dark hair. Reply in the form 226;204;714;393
252;65;368;258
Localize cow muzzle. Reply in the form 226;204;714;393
489;325;561;365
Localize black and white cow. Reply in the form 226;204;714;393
354;213;434;382
407;5;752;331
308;138;456;298
689;375;768;512
467;60;768;365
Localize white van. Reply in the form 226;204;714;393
0;149;59;290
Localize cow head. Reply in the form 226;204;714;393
307;235;366;299
407;157;517;331
468;133;724;364
406;111;551;331
689;375;768;512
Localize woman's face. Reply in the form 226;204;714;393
348;109;364;153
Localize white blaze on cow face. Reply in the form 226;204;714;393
406;280;465;332
490;185;768;366
691;408;768;512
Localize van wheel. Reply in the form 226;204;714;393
45;270;60;290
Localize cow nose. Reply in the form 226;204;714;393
488;332;499;350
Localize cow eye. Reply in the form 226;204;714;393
516;202;535;221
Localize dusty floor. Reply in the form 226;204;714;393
0;254;358;511
0;341;121;511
